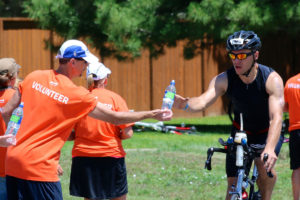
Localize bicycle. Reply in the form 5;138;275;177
204;114;273;200
134;121;197;135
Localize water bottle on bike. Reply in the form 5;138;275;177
234;113;247;167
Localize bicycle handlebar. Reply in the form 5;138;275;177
204;137;265;171
204;147;227;170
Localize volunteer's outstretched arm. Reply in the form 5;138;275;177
89;102;172;125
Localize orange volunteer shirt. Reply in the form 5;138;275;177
72;88;133;158
5;70;97;182
284;73;300;131
0;88;15;177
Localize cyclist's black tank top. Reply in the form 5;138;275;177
226;64;274;134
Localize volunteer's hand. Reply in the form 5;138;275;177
0;134;16;147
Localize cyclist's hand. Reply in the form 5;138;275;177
261;150;277;172
173;94;189;110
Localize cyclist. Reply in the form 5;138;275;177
173;30;284;200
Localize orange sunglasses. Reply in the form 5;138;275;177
228;52;254;60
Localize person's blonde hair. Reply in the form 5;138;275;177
87;74;95;91
14;77;23;89
87;74;107;91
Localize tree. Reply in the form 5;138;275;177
0;0;27;17
23;0;300;59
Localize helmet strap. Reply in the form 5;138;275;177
242;53;256;77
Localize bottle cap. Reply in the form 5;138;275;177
19;102;24;108
170;80;175;85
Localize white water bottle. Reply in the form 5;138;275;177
235;113;247;167
161;80;176;110
5;102;24;137
236;145;243;167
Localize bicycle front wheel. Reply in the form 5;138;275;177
230;194;240;200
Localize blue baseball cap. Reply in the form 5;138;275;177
56;39;99;64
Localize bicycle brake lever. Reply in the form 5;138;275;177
204;160;211;170
218;138;226;146
263;153;274;178
204;147;213;170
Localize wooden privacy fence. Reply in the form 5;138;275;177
0;18;298;118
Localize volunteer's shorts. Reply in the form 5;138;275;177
289;129;300;170
0;176;7;200
6;175;62;200
70;156;128;199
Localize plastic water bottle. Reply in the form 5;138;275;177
161;80;176;110
5;102;24;137
236;145;244;167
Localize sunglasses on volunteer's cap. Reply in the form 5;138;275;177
75;58;88;64
228;52;254;60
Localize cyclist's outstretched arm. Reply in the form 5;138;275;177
263;71;284;171
174;72;228;112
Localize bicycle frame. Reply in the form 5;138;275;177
134;121;197;134
248;164;259;200
230;169;246;199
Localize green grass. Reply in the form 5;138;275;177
59;116;292;200
142;115;232;125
